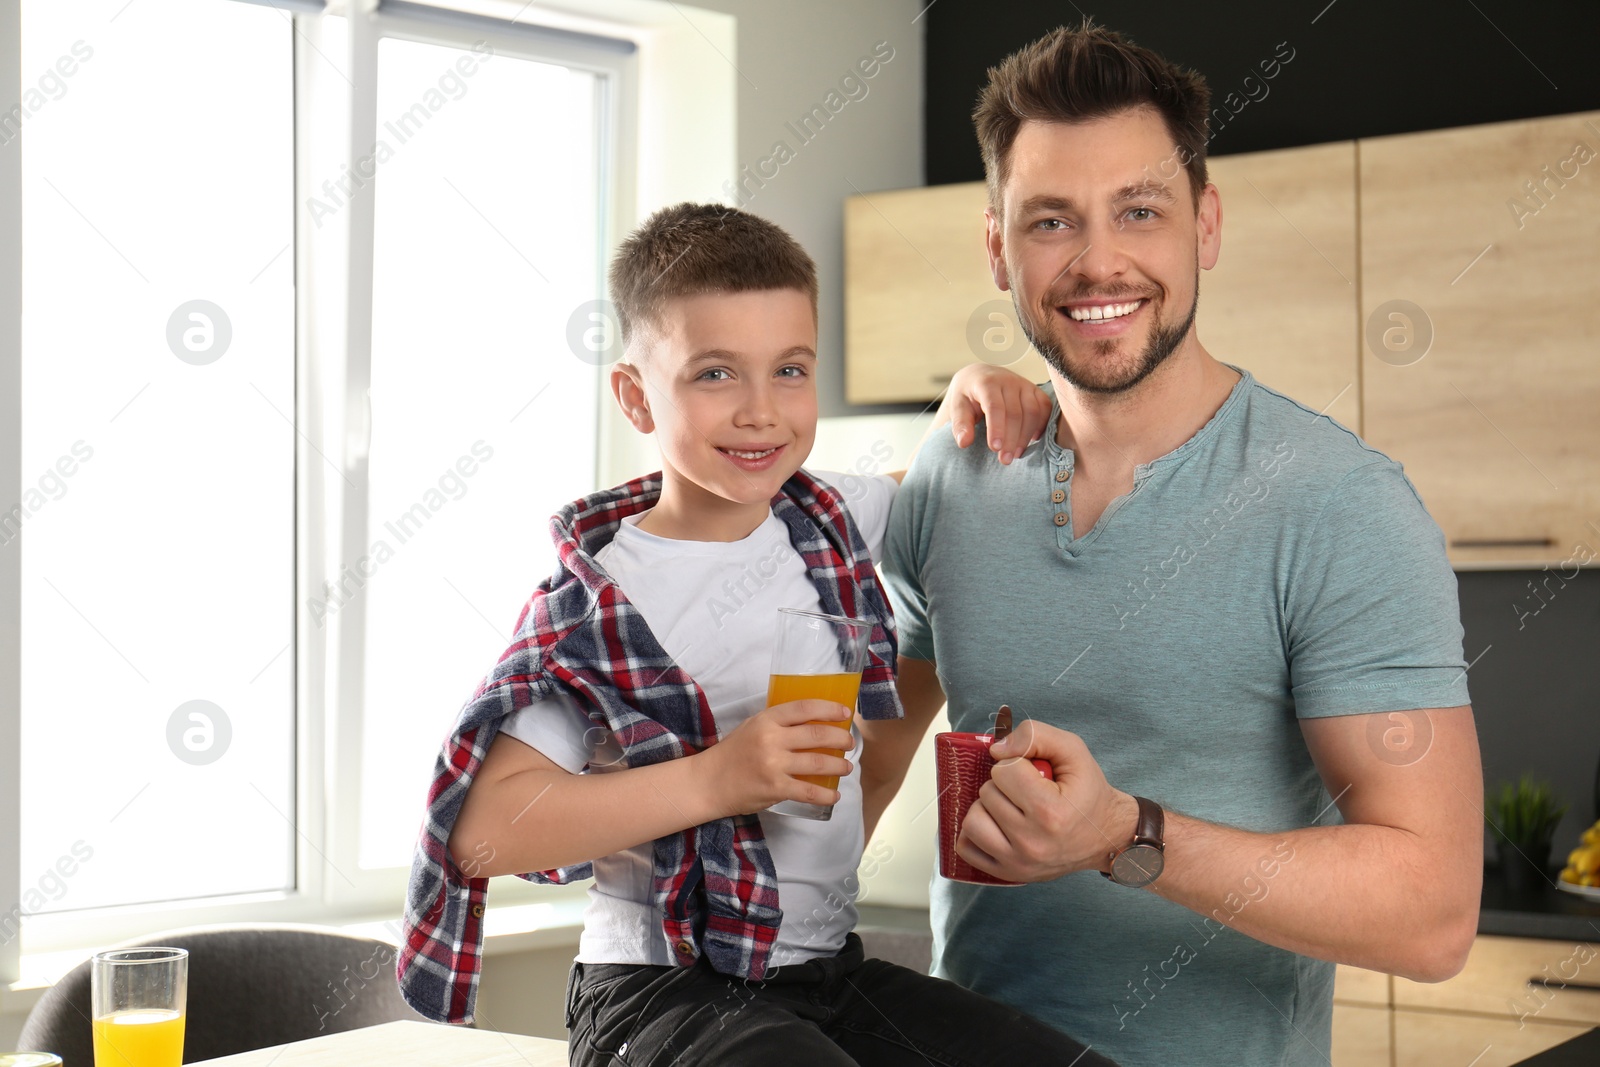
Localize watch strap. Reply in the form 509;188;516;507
1102;795;1165;883
1132;795;1164;849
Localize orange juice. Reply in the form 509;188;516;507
767;671;862;789
93;1009;184;1067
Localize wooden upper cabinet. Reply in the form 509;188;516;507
845;116;1599;568
1203;142;1360;430
843;182;1050;404
1360;111;1600;567
842;142;1360;424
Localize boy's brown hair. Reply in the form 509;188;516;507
974;20;1212;211
609;202;819;353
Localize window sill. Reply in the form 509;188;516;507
0;898;587;1020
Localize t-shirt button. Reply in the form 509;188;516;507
1055;469;1069;482
1053;513;1069;527
1051;489;1066;503
674;940;694;957
471;903;485;919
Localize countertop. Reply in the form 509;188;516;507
1479;871;1600;942
1512;1027;1600;1065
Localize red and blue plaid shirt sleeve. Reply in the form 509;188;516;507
395;521;623;1024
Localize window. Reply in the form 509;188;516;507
10;0;633;954
357;34;605;868
18;0;297;915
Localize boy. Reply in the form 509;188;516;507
398;203;1108;1066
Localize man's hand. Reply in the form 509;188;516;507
955;718;1137;883
701;699;854;817
939;364;1053;465
957;708;1482;981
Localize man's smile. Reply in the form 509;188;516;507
1064;298;1146;322
1054;296;1151;337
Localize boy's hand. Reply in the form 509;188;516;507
703;699;854;817
940;363;1054;465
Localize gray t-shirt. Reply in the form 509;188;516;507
883;369;1470;1067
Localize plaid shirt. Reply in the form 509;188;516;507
396;469;902;1024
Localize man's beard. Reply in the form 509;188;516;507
1016;273;1199;396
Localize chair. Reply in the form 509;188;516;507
17;924;434;1066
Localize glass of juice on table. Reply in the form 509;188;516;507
766;607;873;821
92;947;186;1067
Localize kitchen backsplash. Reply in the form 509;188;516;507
1459;569;1600;861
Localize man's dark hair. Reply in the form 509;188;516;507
974;20;1212;210
609;202;818;350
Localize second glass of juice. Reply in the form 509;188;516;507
766;607;873;821
91;947;187;1067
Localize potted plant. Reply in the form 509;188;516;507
1486;775;1568;895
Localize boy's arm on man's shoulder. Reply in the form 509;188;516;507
902;363;1054;475
860;656;946;841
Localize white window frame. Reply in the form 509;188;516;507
2;0;735;980
1;0;22;994
307;0;640;921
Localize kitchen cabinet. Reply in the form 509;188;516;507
1195;141;1360;430
1331;936;1600;1066
847;110;1600;567
1334;964;1393;1065
843;182;1051;404
1332;1004;1392;1065
1359;110;1600;568
1392;1013;1589;1067
1392;934;1600;1028
1336;962;1391;1007
843;142;1360;431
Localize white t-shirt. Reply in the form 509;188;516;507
499;470;900;968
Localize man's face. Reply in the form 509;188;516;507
987;107;1221;395
628;288;818;509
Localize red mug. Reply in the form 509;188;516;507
935;731;1054;886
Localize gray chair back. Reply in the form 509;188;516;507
17;924;432;1066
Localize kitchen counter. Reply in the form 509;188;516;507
1511;1027;1600;1064
1479;871;1600;942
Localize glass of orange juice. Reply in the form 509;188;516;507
766;607;873;821
91;947;187;1067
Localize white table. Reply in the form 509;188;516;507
190;1020;569;1065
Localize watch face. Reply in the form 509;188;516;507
1111;845;1164;888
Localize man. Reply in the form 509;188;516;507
860;22;1482;1067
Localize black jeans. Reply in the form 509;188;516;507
564;933;1116;1066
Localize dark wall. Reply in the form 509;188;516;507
1459;571;1600;859
925;0;1600;185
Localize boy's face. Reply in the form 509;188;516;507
624;288;819;511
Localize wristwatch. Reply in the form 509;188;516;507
1103;796;1165;888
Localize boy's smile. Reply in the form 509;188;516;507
614;287;819;542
